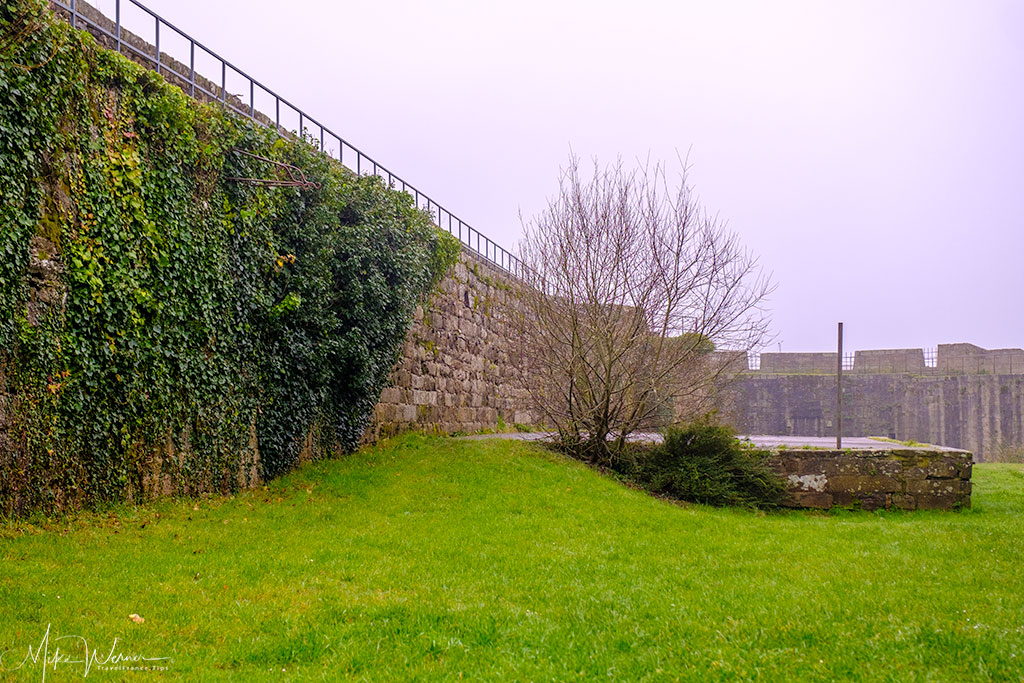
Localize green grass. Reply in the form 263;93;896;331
1;435;1022;681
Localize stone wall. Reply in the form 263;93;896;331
769;447;972;511
938;343;1024;375
758;352;837;374
366;252;532;439
749;344;1024;376
725;373;1024;461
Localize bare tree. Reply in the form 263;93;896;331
514;155;773;463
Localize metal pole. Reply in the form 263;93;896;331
837;321;843;449
155;17;160;74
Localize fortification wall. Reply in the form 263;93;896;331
750;345;1024;376
758;352;837;374
367;252;533;439
726;373;1024;461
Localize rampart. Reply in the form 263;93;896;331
751;344;1024;376
367;252;532;439
725;345;1024;461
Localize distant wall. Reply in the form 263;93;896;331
749;344;1024;376
769;448;972;510
725;350;1024;461
937;343;1024;375
758;352;837;374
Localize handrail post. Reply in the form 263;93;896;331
154;16;160;74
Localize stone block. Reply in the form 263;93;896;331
906;479;960;496
789;491;833;508
770;454;808;474
830;491;854;507
827;474;901;494
869;459;905;478
923;457;960;479
959;462;973;480
832;492;888;511
891;493;917;510
374;404;397;422
378;387;402;404
916;492;960;510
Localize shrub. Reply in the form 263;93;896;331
637;419;787;509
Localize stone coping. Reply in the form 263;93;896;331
740;435;969;454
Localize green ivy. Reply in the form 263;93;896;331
0;0;459;515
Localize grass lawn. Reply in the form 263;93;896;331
1;435;1022;681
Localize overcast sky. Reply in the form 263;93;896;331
103;0;1023;353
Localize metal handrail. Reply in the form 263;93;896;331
50;0;524;277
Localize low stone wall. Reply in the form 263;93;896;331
769;448;972;511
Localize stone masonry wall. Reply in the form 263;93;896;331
769;448;972;511
725;373;1024;462
366;251;532;439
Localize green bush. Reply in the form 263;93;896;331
636;420;787;509
0;0;458;514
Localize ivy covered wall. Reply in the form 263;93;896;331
0;0;458;515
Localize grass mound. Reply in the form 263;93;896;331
1;435;1022;680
